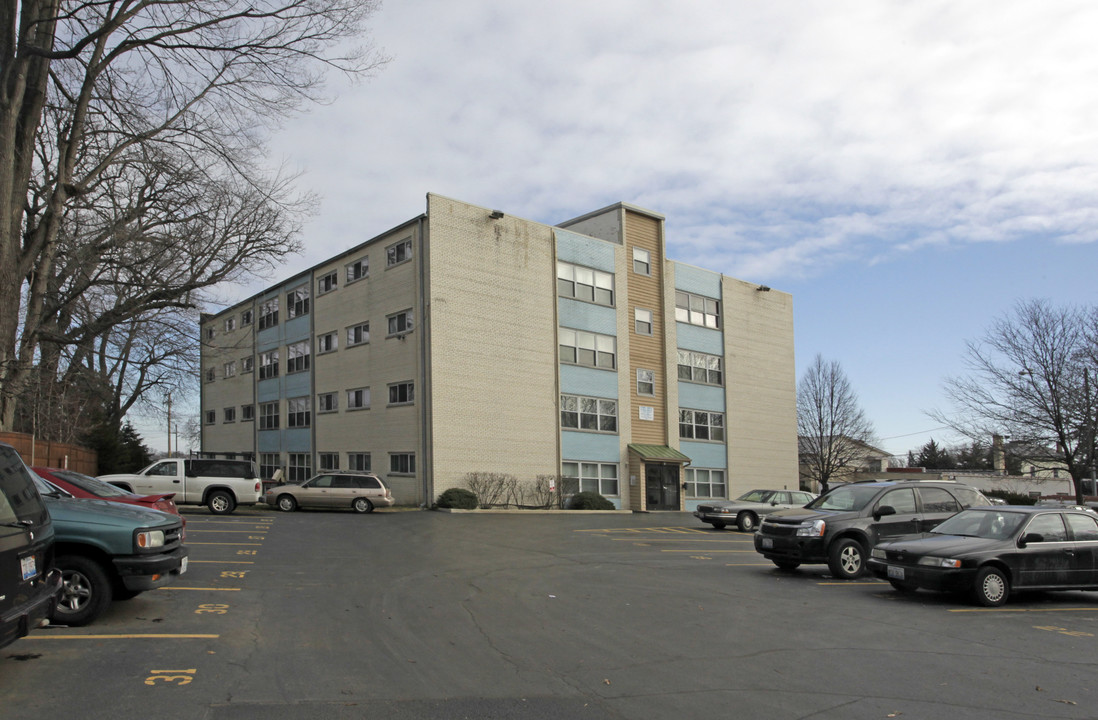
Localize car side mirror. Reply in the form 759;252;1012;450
1019;532;1043;548
873;505;896;520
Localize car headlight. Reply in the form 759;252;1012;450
795;519;826;537
871;548;887;560
719;508;732;514
917;556;961;568
137;530;165;549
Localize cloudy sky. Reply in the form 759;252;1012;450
236;0;1098;460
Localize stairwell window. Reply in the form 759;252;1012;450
287;286;310;319
287;340;310;374
258;297;279;330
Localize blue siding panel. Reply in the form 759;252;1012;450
559;298;618;336
561;431;620;462
676;324;723;354
678;383;725;412
555;229;616;271
284;372;311;398
285;428;312;452
258;430;281;453
673;262;722;297
285;315;311;342
560;365;618;398
679;441;727;469
257;378;281;403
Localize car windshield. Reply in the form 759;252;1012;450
806;485;882;512
736;490;775;503
50;469;131;498
931;509;1028;540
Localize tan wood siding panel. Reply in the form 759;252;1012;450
624;211;666;445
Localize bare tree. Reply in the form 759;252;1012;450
0;0;387;430
932;300;1097;503
798;354;877;494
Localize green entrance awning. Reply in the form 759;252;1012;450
627;444;691;463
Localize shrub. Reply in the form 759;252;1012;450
436;487;479;510
568;491;615;510
985;489;1036;505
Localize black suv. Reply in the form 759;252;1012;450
0;443;62;648
753;480;991;578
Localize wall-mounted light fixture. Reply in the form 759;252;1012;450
489;210;504;219
756;285;771;292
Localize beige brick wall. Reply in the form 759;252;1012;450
722;278;799;496
425;195;560;499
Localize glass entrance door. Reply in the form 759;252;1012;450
645;463;681;510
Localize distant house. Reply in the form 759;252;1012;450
797;436;890;492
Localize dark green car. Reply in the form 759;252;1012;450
33;474;188;626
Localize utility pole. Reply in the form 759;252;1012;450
167;391;172;457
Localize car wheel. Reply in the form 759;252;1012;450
973;566;1010;607
737;512;758;532
827;538;866;579
888;579;918;594
51;555;113;627
277;495;297;512
710;520;726;530
352;497;374;513
772;559;800;571
207;490;236;515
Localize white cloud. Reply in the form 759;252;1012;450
247;0;1098;303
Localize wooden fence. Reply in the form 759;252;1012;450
0;431;98;475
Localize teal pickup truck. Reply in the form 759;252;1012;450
33;474;188;626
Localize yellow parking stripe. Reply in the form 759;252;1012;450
949;607;1098;613
159;586;241;592
25;634;219;640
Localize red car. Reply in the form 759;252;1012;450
33;467;182;520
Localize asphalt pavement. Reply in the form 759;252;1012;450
2;507;1097;719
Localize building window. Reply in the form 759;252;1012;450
347;322;370;347
258;297;279;330
317;332;337;354
223;407;236;423
241;356;254;373
348;453;371;471
287;286;310;319
387;310;413;336
287;397;311;428
205;410;216;425
259;350;279;380
636;369;655;396
633;247;651;275
287;340;310;374
206;367;216;382
346;256;369;283
685;468;726;499
224;317;236;332
317;392;338;413
223;361;237;378
241;309;253;326
241;404;254;422
634;308;653;335
288;453;311;483
562;461;619;496
347;387;370;410
390;452;415;474
679;409;725;442
388;382;414;405
386;238;412;267
318;453;339;471
675;291;719;329
678;350;723;386
260;453;280;480
259;401;279;430
205;326;215;340
557;261;614;306
560;394;617;433
318;271;338;295
558;328;616;370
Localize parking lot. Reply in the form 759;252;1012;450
3;509;1097;719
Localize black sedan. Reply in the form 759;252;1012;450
867;506;1098;606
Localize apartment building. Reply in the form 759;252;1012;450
200;194;798;509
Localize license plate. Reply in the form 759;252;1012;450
20;555;36;581
887;565;905;580
761;538;773;549
180;557;188;574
